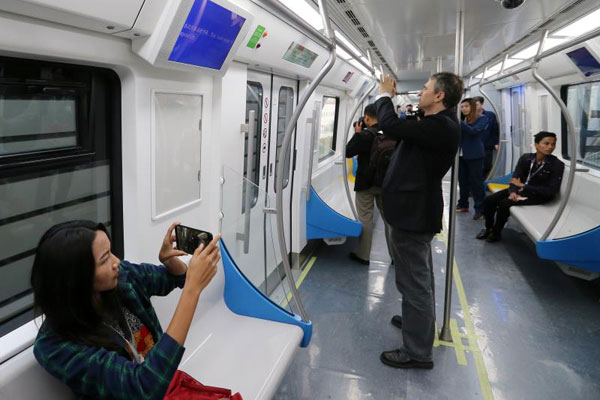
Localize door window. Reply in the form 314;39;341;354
243;81;262;211
275;86;294;189
318;96;339;161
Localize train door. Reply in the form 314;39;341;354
267;75;297;254
510;85;525;169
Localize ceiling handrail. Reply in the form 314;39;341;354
469;25;600;89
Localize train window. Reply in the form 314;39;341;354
562;81;600;169
152;92;202;219
0;56;122;337
275;86;294;190
318;96;339;161
243;81;262;212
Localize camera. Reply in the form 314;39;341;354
500;0;526;9
352;117;365;129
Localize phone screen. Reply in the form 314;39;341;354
175;225;214;254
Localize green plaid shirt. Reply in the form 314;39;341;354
33;261;187;400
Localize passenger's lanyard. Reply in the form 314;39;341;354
103;321;144;363
525;157;545;185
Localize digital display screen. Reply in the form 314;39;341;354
566;47;600;78
169;0;246;70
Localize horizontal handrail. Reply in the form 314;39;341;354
469;26;600;89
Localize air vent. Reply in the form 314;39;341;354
357;27;369;37
559;0;587;14
367;40;376;47
345;10;360;25
336;0;346;3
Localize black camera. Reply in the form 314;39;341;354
352;117;365;129
500;0;526;9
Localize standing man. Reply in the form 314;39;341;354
346;105;393;264
375;73;463;369
474;96;499;178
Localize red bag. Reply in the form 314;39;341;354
164;370;243;400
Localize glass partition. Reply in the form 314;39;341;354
310;155;355;220
220;166;298;315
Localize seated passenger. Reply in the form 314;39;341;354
31;220;220;400
476;131;565;242
457;98;488;220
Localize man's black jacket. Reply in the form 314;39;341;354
345;124;379;191
375;97;460;234
509;153;564;200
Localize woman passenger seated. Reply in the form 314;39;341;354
476;131;565;242
31;220;220;400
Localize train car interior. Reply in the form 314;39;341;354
0;0;599;399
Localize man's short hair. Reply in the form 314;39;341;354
474;96;484;105
430;72;464;109
364;104;377;118
534;131;556;143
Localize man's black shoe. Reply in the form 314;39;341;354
486;232;502;243
380;350;433;369
391;315;402;329
476;228;491;240
349;252;369;265
473;212;483;220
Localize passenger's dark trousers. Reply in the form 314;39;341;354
389;227;435;362
483;189;547;233
354;186;393;260
458;156;485;211
483;148;494;178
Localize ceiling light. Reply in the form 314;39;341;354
543;37;569;51
335;30;362;57
349;58;370;75
278;0;323;30
336;47;352;60
554;8;600;38
502;58;523;70
511;42;540;60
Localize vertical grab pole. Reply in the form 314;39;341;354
242;110;256;254
274;0;337;322
439;9;464;342
531;30;578;241
306;104;321;201
341;79;378;220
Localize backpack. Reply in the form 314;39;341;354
367;128;397;187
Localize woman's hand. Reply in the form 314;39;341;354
159;222;187;266
185;234;221;294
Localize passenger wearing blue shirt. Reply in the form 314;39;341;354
457;98;488;220
474;96;500;178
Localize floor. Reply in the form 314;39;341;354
273;182;600;400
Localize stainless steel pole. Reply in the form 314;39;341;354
274;0;336;322
479;81;505;180
530;31;578;242
439;9;464;343
341;79;378;220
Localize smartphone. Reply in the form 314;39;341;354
175;225;214;254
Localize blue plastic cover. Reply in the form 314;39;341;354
219;240;312;347
306;186;362;239
169;0;246;69
485;172;512;185
536;225;600;273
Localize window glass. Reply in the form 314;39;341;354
0;57;121;337
243;81;262;211
275;86;294;189
318;96;339;161
564;81;600;169
0;89;78;156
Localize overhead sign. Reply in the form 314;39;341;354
282;42;318;68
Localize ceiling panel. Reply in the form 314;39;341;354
342;0;584;79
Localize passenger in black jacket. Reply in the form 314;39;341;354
345;104;392;264
375;72;463;370
477;131;565;242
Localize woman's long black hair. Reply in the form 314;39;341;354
31;220;129;355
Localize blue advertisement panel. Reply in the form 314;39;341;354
169;0;246;69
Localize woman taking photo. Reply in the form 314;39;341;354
457;98;489;220
31;220;220;399
476;131;565;242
